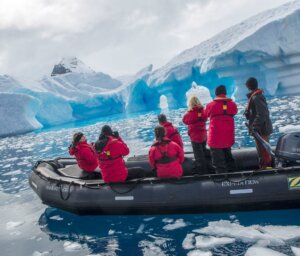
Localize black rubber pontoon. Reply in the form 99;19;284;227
29;145;300;215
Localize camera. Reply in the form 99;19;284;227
112;131;119;138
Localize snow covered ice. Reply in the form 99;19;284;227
1;1;300;137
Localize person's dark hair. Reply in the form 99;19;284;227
73;132;84;145
100;125;113;138
155;125;165;140
158;114;167;123
245;77;258;91
215;85;227;96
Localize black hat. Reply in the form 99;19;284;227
101;125;113;136
155;125;165;139
158;114;167;123
245;77;258;90
215;85;227;96
73;132;84;144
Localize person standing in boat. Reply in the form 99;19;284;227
68;132;100;178
95;125;144;183
244;77;273;169
182;96;209;174
205;85;238;173
158;114;184;149
149;125;184;178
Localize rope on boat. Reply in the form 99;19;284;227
58;181;74;201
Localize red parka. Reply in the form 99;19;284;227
148;137;184;178
161;121;184;149
69;141;98;172
205;94;238;148
97;136;129;183
182;106;207;143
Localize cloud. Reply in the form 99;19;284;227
0;0;292;82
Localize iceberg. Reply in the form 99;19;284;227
147;1;300;100
1;1;300;136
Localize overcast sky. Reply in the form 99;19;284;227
0;0;292;81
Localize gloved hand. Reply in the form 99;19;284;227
68;143;75;150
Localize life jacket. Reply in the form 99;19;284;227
98;138;123;161
211;97;235;118
153;141;177;165
246;89;263;113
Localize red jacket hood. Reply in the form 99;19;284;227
214;94;232;101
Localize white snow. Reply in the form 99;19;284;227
193;220;300;246
291;246;300;256
187;250;212;256
182;233;196;250
6;221;24;230
245;246;287;256
279;124;300;133
163;218;188;231
57;57;95;74
63;241;82;252
49;215;63;221
32;251;49;256
195;235;235;248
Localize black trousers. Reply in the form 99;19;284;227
127;167;145;180
191;141;208;174
210;147;236;173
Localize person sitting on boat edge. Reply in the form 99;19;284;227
158;114;184;149
205;85;238;173
244;77;273;169
68;132;100;179
182;96;210;174
95;125;144;183
149;125;184;178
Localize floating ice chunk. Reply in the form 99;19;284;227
143;217;155;222
291;246;300;256
193;220;290;245
162;218;173;223
108;229;115;235
182;233;195;250
49;215;63;221
3;170;22;176
136;224;145;234
6;221;24;230
245;246;287;256
163;218;187;231
63;241;82;252
195;235;235;248
32;251;49;256
186;82;212;105
187;250;212;256
279;124;300;133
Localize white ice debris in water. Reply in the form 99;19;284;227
245;246;287;256
162;218;174;223
291;246;300;256
182;233;196;250
139;236;171;256
187;250;212;256
163;218;187;231
186;82;212;105
49;215;63;221
195;235;235;248
6;221;24;230
108;229;115;235
32;251;49;256
63;241;82;252
278;124;300;133
143;217;155;222
193;220;300;246
136;223;145;234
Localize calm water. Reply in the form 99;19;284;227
0;96;300;256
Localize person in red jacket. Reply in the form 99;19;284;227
205;85;238;173
149;125;184;178
182;96;209;174
158;114;184;149
68;132;99;178
95;125;144;183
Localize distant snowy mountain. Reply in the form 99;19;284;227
1;1;300;137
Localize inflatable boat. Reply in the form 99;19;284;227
29;132;300;215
